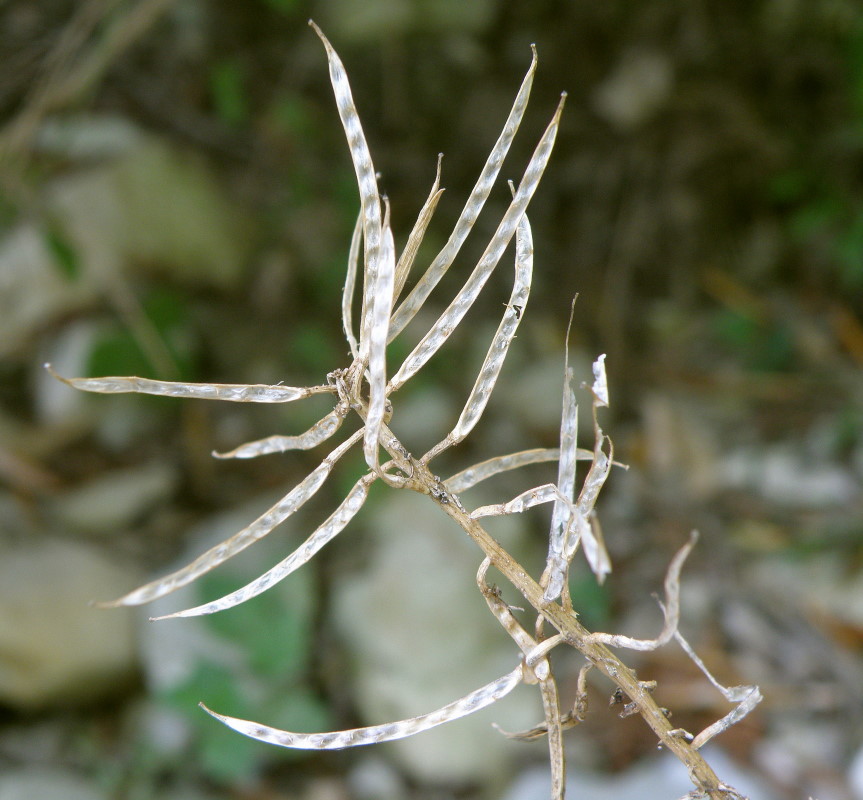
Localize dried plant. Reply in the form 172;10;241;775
49;21;760;800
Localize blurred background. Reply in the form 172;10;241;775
1;1;862;799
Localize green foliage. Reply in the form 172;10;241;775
209;59;250;127
259;0;301;15
157;565;330;784
767;16;863;291
86;288;196;381
44;226;80;279
568;566;612;631
711;309;795;372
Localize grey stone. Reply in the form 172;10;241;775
50;461;179;535
0;768;103;800
0;539;141;710
330;490;538;786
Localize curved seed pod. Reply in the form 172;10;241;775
584;531;697;651
152;473;375;619
470;482;561;519
451;210;533;442
363;209;396;475
542;364;578;602
342;211;363;358
213;409;345;458
388;47;538;340
665;612;762;750
97;430;364;608
46;364;333;403
548;313;579;561
309;22;382;363
388;94;566;393
446;448;561;493
200;664;524;749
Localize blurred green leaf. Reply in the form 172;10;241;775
260;0;301;14
712;309;794;372
199;568;314;680
44;227;80;279
87;288;196;380
271;93;314;138
210;60;249;127
164;662;261;783
835;213;863;286
568;566;611;630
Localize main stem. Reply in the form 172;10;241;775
354;397;728;799
407;457;727;800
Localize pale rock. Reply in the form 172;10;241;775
0;225;98;359
503;747;777;800
0;768;103;800
330;490;538;786
593;48;674;131
45;136;250;290
0;539;141;710
720;444;857;508
50;461;179;535
0;123;252;360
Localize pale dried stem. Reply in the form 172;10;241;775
342;211;363;358
394;154;444;301
582;531;697;651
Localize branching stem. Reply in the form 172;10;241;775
405;456;726;799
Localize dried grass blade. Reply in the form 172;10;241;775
388;94;566;392
342;210;363;358
98;430;364;608
46;364;333;403
470;482;560;519
394;154;444;301
213;409;345;458
310;21;382;362
363;211;395;474
388;47;538;340
584;531;697;651
152;472;375;619
450;210;532;443
200;664;524;749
